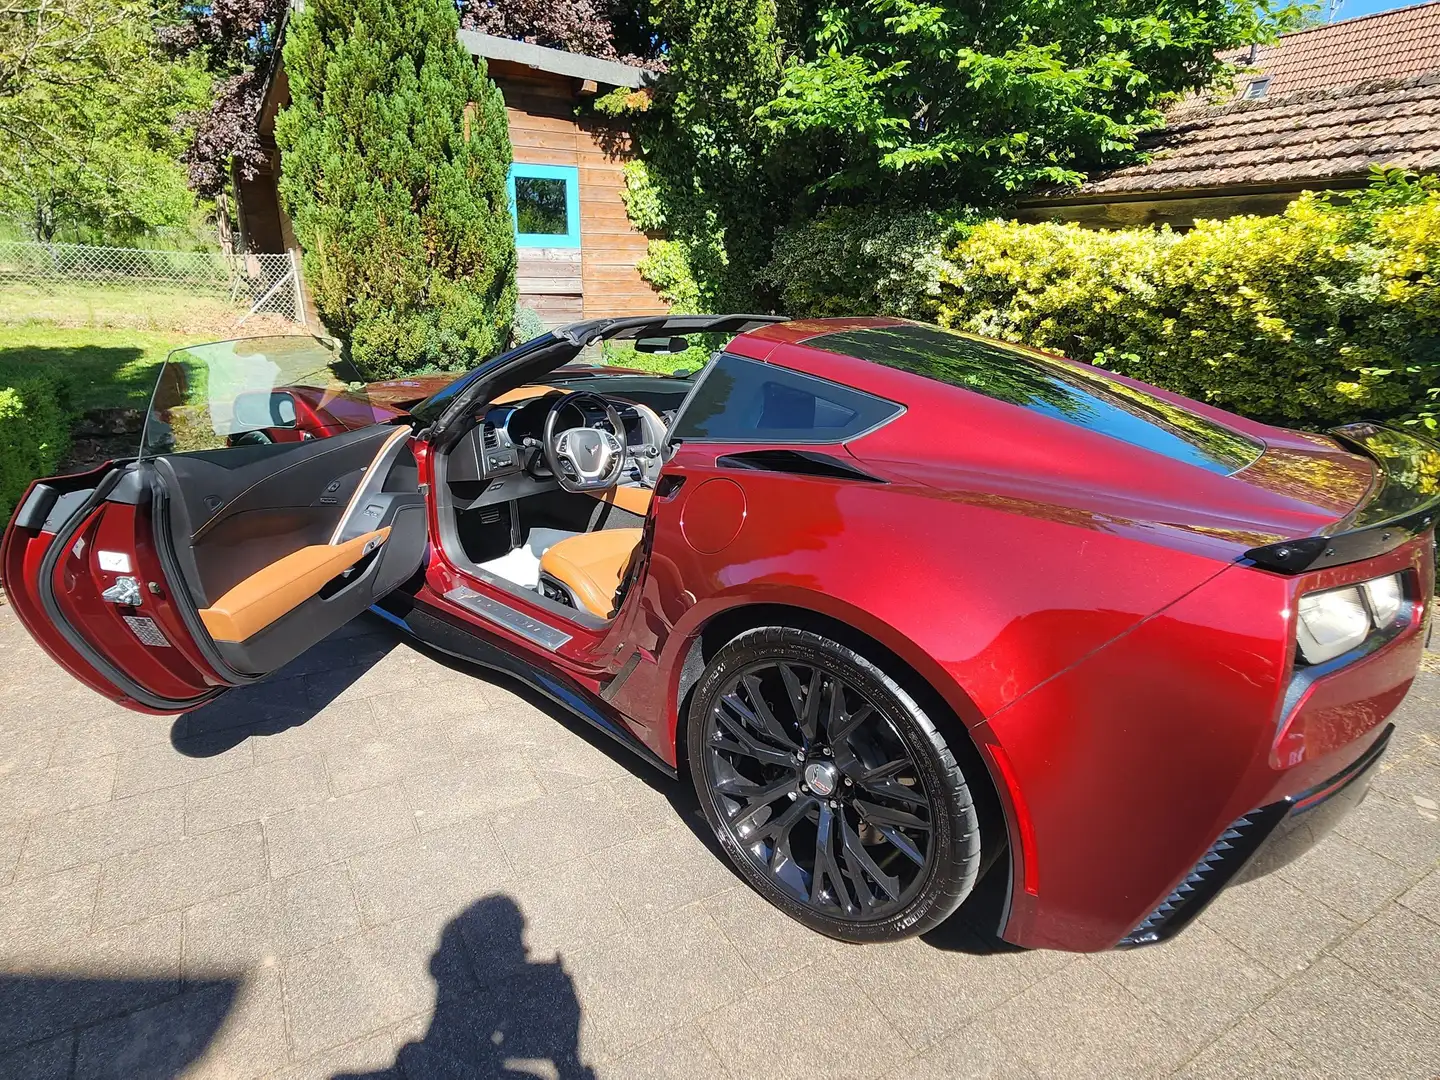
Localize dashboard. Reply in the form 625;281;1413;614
445;372;695;503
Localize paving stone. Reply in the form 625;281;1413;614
402;755;543;834
0;913;182;1053
367;683;493;732
183;755;330;834
0;822;25;887
1397;866;1440;924
1254;957;1440;1079
585;824;740;924
701;883;845;986
0;865;101;960
16;787;184;880
1277;831;1417;921
183;863;362;976
1171;1017;1325;1079
614;773;689;837
602;1028;730;1080
0;1033;73;1080
886;1018;1042;1080
829;929;1070;1053
458;865;626;981
275;1032;399;1080
1335;786;1440;869
46;709;176;766
74;966;286;1080
701;969;913;1080
447;705;633;794
565;906;753;1058
0;722;57;786
263;782;417;879
969;963;1192;1080
490;780;640;871
321;719;459;798
93;822;266;930
346;817;512;926
111;738;254;799
282;909;477;1060
1332;903;1440;1022
0;754;116;820
1095;920;1284;1048
1198;871;1355;975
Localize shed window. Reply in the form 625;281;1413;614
508;163;580;248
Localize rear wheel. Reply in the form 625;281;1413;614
687;626;981;942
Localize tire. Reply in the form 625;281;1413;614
687;626;981;943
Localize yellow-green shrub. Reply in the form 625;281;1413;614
935;183;1440;429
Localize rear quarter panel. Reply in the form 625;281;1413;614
613;444;1234;764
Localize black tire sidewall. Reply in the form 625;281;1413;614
687;626;979;943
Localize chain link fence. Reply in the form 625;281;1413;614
0;241;308;326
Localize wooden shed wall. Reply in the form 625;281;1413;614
491;61;666;324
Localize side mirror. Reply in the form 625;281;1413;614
634;336;690;354
230;389;298;434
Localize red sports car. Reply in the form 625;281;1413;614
3;315;1434;950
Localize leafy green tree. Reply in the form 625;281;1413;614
613;0;1302;309
275;0;517;378
0;0;211;241
759;0;1304;200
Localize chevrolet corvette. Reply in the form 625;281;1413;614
3;315;1434;950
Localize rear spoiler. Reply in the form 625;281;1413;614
1244;423;1440;573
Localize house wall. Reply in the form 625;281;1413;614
491;61;665;324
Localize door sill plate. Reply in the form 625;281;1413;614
444;586;572;651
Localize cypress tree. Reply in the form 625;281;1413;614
275;0;516;378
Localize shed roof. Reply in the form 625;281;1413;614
458;30;647;89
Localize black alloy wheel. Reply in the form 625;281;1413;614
688;627;981;942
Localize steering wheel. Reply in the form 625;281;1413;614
542;391;628;492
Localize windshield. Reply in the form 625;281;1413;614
140;336;378;457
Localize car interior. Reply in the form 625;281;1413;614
433;366;699;626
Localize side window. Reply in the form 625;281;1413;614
142;336;376;456
670;353;902;443
508;163;580;248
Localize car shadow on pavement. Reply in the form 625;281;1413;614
339;895;597;1080
0;975;239;1078
168;626;400;759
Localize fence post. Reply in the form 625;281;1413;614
290;249;307;328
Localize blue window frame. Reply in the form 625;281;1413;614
508;163;581;248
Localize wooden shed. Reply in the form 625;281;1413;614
236;31;666;325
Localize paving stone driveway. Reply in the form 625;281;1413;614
1;603;1438;1080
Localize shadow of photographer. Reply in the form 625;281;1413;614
341;894;596;1080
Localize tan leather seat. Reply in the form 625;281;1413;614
539;528;644;618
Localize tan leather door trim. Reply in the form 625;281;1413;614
199;527;390;642
585;485;653;516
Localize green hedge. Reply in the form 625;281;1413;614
0;368;73;524
766;173;1440;431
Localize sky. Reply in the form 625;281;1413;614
1328;0;1433;21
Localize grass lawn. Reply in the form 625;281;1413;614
0;325;181;411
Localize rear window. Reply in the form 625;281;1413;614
670;353;902;443
808;324;1261;475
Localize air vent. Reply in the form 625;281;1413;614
482;421;499;450
715;449;884;483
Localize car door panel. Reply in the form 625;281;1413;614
2;424;427;711
154;425;391;605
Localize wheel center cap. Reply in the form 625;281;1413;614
803;761;838;797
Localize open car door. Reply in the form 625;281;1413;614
0;336;428;713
